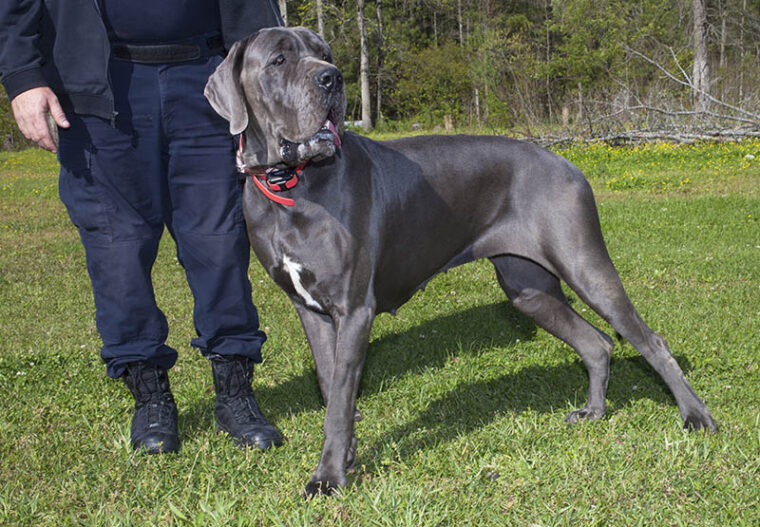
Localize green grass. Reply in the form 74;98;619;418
1;141;759;525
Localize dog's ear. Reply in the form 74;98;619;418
204;36;253;135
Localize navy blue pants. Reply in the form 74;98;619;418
58;52;266;379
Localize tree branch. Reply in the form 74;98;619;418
625;46;760;124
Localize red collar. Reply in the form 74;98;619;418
247;163;308;207
237;135;306;207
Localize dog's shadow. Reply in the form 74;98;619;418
181;301;684;457
358;302;681;461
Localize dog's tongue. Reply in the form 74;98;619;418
324;119;341;149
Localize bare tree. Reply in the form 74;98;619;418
691;0;710;112
457;0;464;44
599;45;760;139
376;0;385;124
718;0;727;71
358;0;373;131
279;0;288;26
739;0;747;101
317;0;325;37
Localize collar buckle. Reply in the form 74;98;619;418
264;168;299;191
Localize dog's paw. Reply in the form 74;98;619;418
683;409;718;433
303;478;343;499
565;406;605;424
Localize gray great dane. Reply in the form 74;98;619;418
205;26;716;496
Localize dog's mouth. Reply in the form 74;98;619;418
279;108;343;166
312;114;342;149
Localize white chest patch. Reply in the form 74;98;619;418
282;255;322;310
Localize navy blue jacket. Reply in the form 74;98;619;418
0;0;282;120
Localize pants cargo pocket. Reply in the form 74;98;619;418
58;145;113;244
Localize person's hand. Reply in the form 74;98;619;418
11;86;70;153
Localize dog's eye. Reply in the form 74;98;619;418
270;54;286;66
322;53;332;63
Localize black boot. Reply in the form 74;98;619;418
210;355;283;450
122;362;179;454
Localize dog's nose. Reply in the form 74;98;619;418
315;67;343;92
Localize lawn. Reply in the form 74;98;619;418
1;140;758;525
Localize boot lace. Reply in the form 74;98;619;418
227;389;267;425
143;393;175;430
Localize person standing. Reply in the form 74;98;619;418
0;0;284;454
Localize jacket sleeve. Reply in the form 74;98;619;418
0;0;47;100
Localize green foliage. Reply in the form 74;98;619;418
0;92;22;151
1;89;36;151
393;42;473;124
546;0;628;88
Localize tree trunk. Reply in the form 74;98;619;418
317;0;325;37
358;0;373;131
544;0;553;124
740;0;746;101
719;0;726;70
457;0;464;44
433;10;438;47
691;0;710;113
376;0;385;124
465;0;470;41
279;0;288;26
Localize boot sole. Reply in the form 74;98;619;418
132;436;180;454
216;423;283;451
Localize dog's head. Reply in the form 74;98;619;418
205;26;346;169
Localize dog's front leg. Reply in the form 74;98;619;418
303;307;373;498
295;305;361;472
294;305;336;404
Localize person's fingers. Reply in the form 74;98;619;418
29;115;56;152
30;104;57;152
47;94;70;128
20;110;56;152
35;129;57;152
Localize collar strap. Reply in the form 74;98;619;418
237;134;306;207
249;163;307;207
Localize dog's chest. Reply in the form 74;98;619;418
246;204;350;314
242;169;370;314
273;255;324;311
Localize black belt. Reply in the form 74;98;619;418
111;34;224;64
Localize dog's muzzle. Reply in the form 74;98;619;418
280;108;342;165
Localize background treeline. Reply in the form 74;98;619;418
281;0;760;141
2;0;759;149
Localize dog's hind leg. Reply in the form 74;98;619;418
551;245;717;432
490;255;614;422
